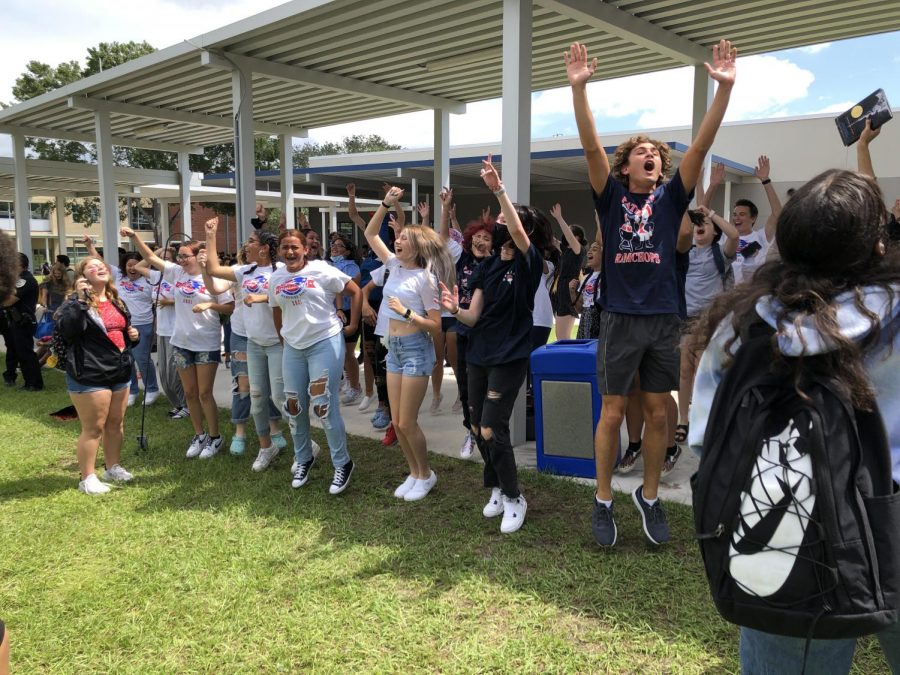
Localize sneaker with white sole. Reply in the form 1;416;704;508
340;387;362;406
78;473;111;495
291;456;316;488
102;464;134;482
357;394;375;412
500;494;527;534
198;435;223;459
252;445;279;472
459;432;475;459
169;406;189;420
451;397;463;414
404;470;437;502
393;475;417;499
186;433;208;458
144;391;160;405
127;393;137;407
290;441;321;474
329;460;354;495
429;393;443;415
483;487;504;517
371;408;391;430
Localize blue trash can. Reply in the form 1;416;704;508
531;339;601;478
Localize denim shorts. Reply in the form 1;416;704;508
66;374;129;394
172;346;221;370
386;331;436;377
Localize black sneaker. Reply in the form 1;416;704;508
591;498;617;547
632;485;670;545
291;456;316;489
329;460;354;495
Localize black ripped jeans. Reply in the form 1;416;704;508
467;358;528;499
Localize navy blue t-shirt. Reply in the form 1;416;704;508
593;170;691;315
359;252;384;305
454;250;487;337
466;244;543;367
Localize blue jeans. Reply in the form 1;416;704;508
247;339;285;437
230;333;251;425
130;323;159;395
283;332;350;468
740;622;900;674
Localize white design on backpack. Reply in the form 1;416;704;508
729;418;815;598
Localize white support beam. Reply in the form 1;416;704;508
280;134;295;230
231;67;256;244
55;194;66;257
12;134;31;257
411;178;418;225
329;204;337;233
433;109;450;228
177;152;192;239
68;96;304;138
93;111;120;268
502;0;533;447
539;0;708;65
0;123;204;155
201;51;466;115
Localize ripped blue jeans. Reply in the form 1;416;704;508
282;332;350;469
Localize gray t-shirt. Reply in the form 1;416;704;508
685;242;733;318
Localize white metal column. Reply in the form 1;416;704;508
433;108;450;228
280;134;295;230
177;151;192;240
11;134;31;257
692;65;714;194
55;195;66;258
159;199;171;244
410;178;418;225
502;0;533;446
329;204;338;233
231;67;255;243
94;111;119;268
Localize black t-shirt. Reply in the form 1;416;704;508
14;271;39;318
593;170;692;315
467;244;543;366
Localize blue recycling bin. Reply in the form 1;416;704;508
531;339;601;478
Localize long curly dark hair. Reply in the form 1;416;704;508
689;169;900;409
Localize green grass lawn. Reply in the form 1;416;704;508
0;370;890;673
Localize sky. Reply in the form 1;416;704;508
1;0;899;157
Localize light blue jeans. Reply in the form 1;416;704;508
247;339;286;438
740;622;900;674
130;322;159;395
282;332;350;469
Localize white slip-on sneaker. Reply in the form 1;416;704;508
483;487;504;518
186;433;208;458
78;473;111;495
393;475;417;499
357;394;375;413
500;494;528;534
459;432;475;459
429;393;443;415
404;471;437;502
127;393;137;407
144;391;160;405
102;464;134;482
252;445;280;472
198;435;223;459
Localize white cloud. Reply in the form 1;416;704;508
806;101;855;115
797;42;832;55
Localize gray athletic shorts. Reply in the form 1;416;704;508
596;311;681;395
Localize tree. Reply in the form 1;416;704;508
292;134;400;168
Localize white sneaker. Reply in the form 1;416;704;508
357;394;375;412
460;432;475;459
393;475;417;499
144;391;160;405
127;393;137;407
290;441;321;474
429;393;443;415
451;397;463;414
404;471;437;502
186;433;208;458
198;435;223;459
341;387;362;406
78;473;111;495
483;487;504;517
500;494;527;534
102;464;134;482
252;445;280;472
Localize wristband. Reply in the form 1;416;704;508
493;187;506;197
760;178;771;185
450;305;459;316
403;308;412;320
381;201;391;209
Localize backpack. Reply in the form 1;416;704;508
709;242;735;291
692;315;900;640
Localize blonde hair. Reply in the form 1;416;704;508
75;256;125;312
402;225;457;292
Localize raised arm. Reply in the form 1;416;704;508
448;202;461;232
120;227;164;270
701;162;725;209
857;118;880;180
366;187;403;263
481;154;530;254
565;42;610;194
754;155;782;242
81;233;100;260
550;203;582;256
202;218;237;281
196;249;233;296
677;212;694;254
382;182;406;228
437;188;453;241
704;206;740;258
416;201;430;229
346;183;366;232
593;210;603;246
679;40;737;193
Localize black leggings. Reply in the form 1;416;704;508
455;332;471;430
362;310;389;413
468;358;529;499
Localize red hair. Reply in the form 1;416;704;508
462;219;495;254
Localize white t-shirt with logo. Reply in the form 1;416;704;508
163;261;233;352
580;271;601;309
533;260;555;328
233;262;283;346
732;229;770;285
112;267;160;326
156;278;176;338
268;260;350;351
